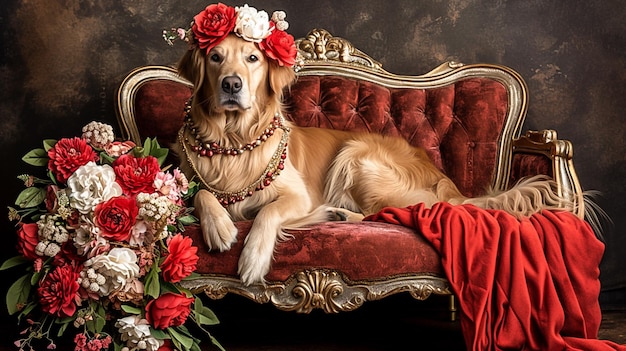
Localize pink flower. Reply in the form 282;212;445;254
104;141;135;157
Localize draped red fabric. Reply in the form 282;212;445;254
365;202;626;351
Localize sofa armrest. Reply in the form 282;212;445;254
512;129;584;218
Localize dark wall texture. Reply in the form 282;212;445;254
1;0;625;330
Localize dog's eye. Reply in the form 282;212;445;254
248;55;259;63
210;53;222;63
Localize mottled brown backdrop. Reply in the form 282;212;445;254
1;0;624;337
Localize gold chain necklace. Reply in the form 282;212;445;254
178;113;290;207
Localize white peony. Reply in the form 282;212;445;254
116;316;163;351
67;162;123;214
84;247;140;296
234;5;272;42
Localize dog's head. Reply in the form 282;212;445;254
178;34;296;115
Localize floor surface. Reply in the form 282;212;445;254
1;294;624;350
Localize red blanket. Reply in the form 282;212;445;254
365;202;626;351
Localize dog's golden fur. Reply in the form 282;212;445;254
175;34;568;285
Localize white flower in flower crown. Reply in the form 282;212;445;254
83;247;140;296
66;162;123;214
234;4;272;42
116;316;163;351
271;10;289;31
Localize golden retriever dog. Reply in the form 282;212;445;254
174;33;567;285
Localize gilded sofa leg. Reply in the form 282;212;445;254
449;295;457;321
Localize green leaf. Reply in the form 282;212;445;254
17;301;37;323
22;148;49;167
15;187;46;209
100;151;116;165
150;328;169;340
195;306;220;326
143;137;169;166
121;304;142;315
144;263;161;299
0;256;29;271
42;139;57;151
194;297;220;326
177;215;198;226
6;274;32;315
56;317;73;337
86;301;106;334
169;326;196;351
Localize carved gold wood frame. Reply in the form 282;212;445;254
117;28;586;314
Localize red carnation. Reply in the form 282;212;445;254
259;27;297;67
113;154;161;196
38;264;80;318
94;196;138;242
47;137;98;184
145;292;194;329
192;3;237;53
16;223;40;260
160;234;199;283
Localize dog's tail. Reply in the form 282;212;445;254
459;175;572;219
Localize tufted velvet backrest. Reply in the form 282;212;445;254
285;74;517;197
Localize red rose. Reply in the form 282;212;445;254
113;154;161;196
47;137;98;184
38;264;80;317
160;234;199;283
158;340;175;351
44;185;60;213
94;196;138;242
16;223;40;260
259;27;297;67
145;292;194;329
192;3;237;53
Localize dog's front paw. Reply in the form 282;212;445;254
200;211;238;251
194;190;238;251
237;233;274;285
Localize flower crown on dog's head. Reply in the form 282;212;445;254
164;3;297;67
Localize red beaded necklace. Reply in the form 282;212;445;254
179;99;290;207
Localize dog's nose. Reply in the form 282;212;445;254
222;76;242;94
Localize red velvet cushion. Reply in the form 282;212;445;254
186;221;443;282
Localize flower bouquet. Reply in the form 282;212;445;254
3;122;223;351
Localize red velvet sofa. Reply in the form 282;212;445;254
116;29;584;315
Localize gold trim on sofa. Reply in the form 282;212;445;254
116;28;585;315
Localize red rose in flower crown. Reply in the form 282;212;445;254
192;2;237;52
48;137;99;184
113;153;161;196
160;234;199;283
94;196;139;242
165;3;297;67
259;25;297;67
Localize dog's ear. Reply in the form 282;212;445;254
177;48;206;90
268;62;296;99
